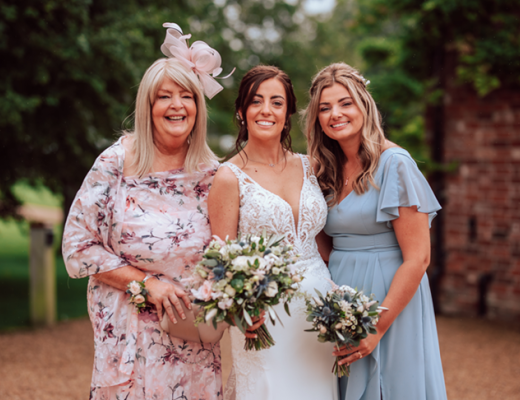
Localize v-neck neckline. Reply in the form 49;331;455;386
226;154;307;240
334;147;403;209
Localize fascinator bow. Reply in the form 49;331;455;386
161;23;235;99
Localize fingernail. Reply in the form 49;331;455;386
182;315;186;320
188;304;192;310
173;320;178;324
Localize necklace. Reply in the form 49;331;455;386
344;164;361;186
247;154;284;168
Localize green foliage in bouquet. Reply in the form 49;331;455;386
192;232;303;351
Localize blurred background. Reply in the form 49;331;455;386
1;0;519;398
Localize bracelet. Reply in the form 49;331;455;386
127;280;149;313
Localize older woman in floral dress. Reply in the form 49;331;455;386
62;24;230;400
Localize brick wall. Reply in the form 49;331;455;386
437;73;520;320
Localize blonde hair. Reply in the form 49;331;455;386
303;63;385;206
126;57;217;176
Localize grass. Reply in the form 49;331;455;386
1;194;88;331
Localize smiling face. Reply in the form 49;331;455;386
151;77;197;146
318;83;364;145
243;78;287;142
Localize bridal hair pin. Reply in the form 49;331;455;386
161;22;235;99
360;75;370;86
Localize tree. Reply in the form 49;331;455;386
1;0;353;219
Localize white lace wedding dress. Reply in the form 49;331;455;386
222;155;337;400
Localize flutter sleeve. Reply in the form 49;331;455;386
62;141;128;278
376;151;441;228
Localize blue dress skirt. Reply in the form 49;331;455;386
325;148;447;400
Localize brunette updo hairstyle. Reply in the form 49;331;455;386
234;65;297;157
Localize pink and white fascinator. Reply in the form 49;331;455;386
161;22;235;99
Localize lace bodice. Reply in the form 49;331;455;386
221;154;327;261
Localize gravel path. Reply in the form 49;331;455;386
1;316;519;399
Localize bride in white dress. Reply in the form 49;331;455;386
209;66;337;400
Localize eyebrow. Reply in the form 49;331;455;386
319;96;352;105
253;94;286;100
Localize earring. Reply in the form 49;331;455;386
241;120;244;125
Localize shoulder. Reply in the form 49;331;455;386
213;162;240;187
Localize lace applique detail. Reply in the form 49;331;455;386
221;155;331;400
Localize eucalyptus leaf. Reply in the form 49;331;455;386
243;308;253;326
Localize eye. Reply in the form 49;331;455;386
319;107;330;112
273;101;284;107
159;95;170;99
251;99;261;105
342;102;352;107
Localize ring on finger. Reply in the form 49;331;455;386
357;351;362;359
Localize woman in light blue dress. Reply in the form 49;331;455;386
304;63;447;400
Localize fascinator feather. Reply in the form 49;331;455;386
161;23;235;99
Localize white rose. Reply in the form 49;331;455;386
219;246;230;258
230;244;243;254
133;294;145;304
357;305;364;313
292;275;302;283
218;298;234;310
225;285;236;297
265;281;278;297
335;322;343;330
129;281;141;295
319;325;327;334
231;256;251;271
272;267;281;275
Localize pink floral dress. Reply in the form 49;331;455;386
62;137;222;400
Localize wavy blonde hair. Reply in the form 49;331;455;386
303;63;385;206
126;57;217;176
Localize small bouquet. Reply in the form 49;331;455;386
192;232;302;351
305;282;386;377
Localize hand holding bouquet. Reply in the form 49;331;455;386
192;232;302;351
305;282;386;377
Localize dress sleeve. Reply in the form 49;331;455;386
62;145;129;278
376;151;441;228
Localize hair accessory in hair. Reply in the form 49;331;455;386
360;76;370;86
161;23;235;99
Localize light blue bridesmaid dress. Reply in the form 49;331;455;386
325;147;447;400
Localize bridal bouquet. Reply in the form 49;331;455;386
192;232;302;351
305;282;386;377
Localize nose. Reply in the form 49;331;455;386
260;101;272;116
169;94;184;109
331;104;342;119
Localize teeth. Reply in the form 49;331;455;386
257;121;275;126
332;122;349;128
167;116;184;120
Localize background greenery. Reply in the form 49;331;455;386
2;0;519;329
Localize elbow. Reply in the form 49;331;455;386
421;254;431;273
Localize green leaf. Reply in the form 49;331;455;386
234;313;245;334
243;308;253;326
284;302;291;317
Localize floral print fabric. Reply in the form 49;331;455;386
62;137;222;399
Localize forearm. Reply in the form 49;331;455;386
376;260;427;336
94;265;147;292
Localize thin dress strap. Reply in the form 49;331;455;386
219;161;254;186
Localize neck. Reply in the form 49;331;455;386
153;136;189;171
337;135;361;165
242;136;285;164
